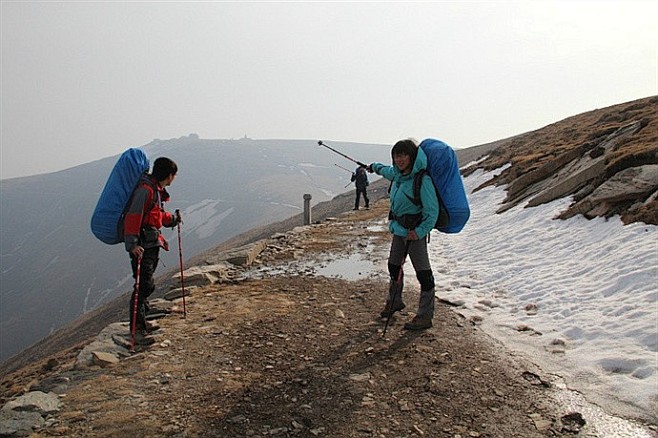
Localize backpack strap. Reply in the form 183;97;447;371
411;170;426;206
119;174;160;245
412;170;450;230
140;176;160;214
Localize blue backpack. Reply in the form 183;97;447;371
91;148;150;244
413;139;470;234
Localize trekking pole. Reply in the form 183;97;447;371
318;141;367;167
334;164;355;188
383;241;411;337
176;209;187;318
130;255;142;353
334;163;352;173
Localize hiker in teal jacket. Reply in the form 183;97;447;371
368;139;439;330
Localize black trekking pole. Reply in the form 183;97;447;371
383;241;411;337
334;163;352;173
335;164;355;188
130;255;143;353
334;163;354;189
318;141;367;167
176;209;187;318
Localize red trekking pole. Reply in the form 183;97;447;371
130;255;142;352
176;210;187;318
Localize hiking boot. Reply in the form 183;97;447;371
403;315;433;331
113;332;155;349
133;320;160;334
380;300;406;318
145;311;168;321
132;331;156;346
352;207;359;211
146;306;171;316
144;321;161;333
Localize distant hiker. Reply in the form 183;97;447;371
351;165;370;210
367;139;439;330
124;157;181;338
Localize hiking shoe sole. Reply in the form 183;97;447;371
146;307;172;316
403;318;432;331
380;302;406;318
112;333;155;348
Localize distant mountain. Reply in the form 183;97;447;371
0;137;395;362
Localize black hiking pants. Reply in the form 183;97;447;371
355;186;369;209
129;246;159;331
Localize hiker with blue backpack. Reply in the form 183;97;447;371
367;139;440;330
124;157;182;339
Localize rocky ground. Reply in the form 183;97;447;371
1;199;630;438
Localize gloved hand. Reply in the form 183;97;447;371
175;209;183;225
366;164;375;173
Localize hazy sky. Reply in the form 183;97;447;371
1;1;656;179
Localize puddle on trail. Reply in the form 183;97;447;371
313;253;385;281
247;252;387;281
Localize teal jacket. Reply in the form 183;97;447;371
371;147;439;239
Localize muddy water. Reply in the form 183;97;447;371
314;253;386;281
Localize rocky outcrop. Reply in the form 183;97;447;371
467;97;658;225
172;263;233;287
559;164;658;220
73;322;132;369
204;239;268;266
526;121;646;208
0;391;60;437
167;240;270;290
